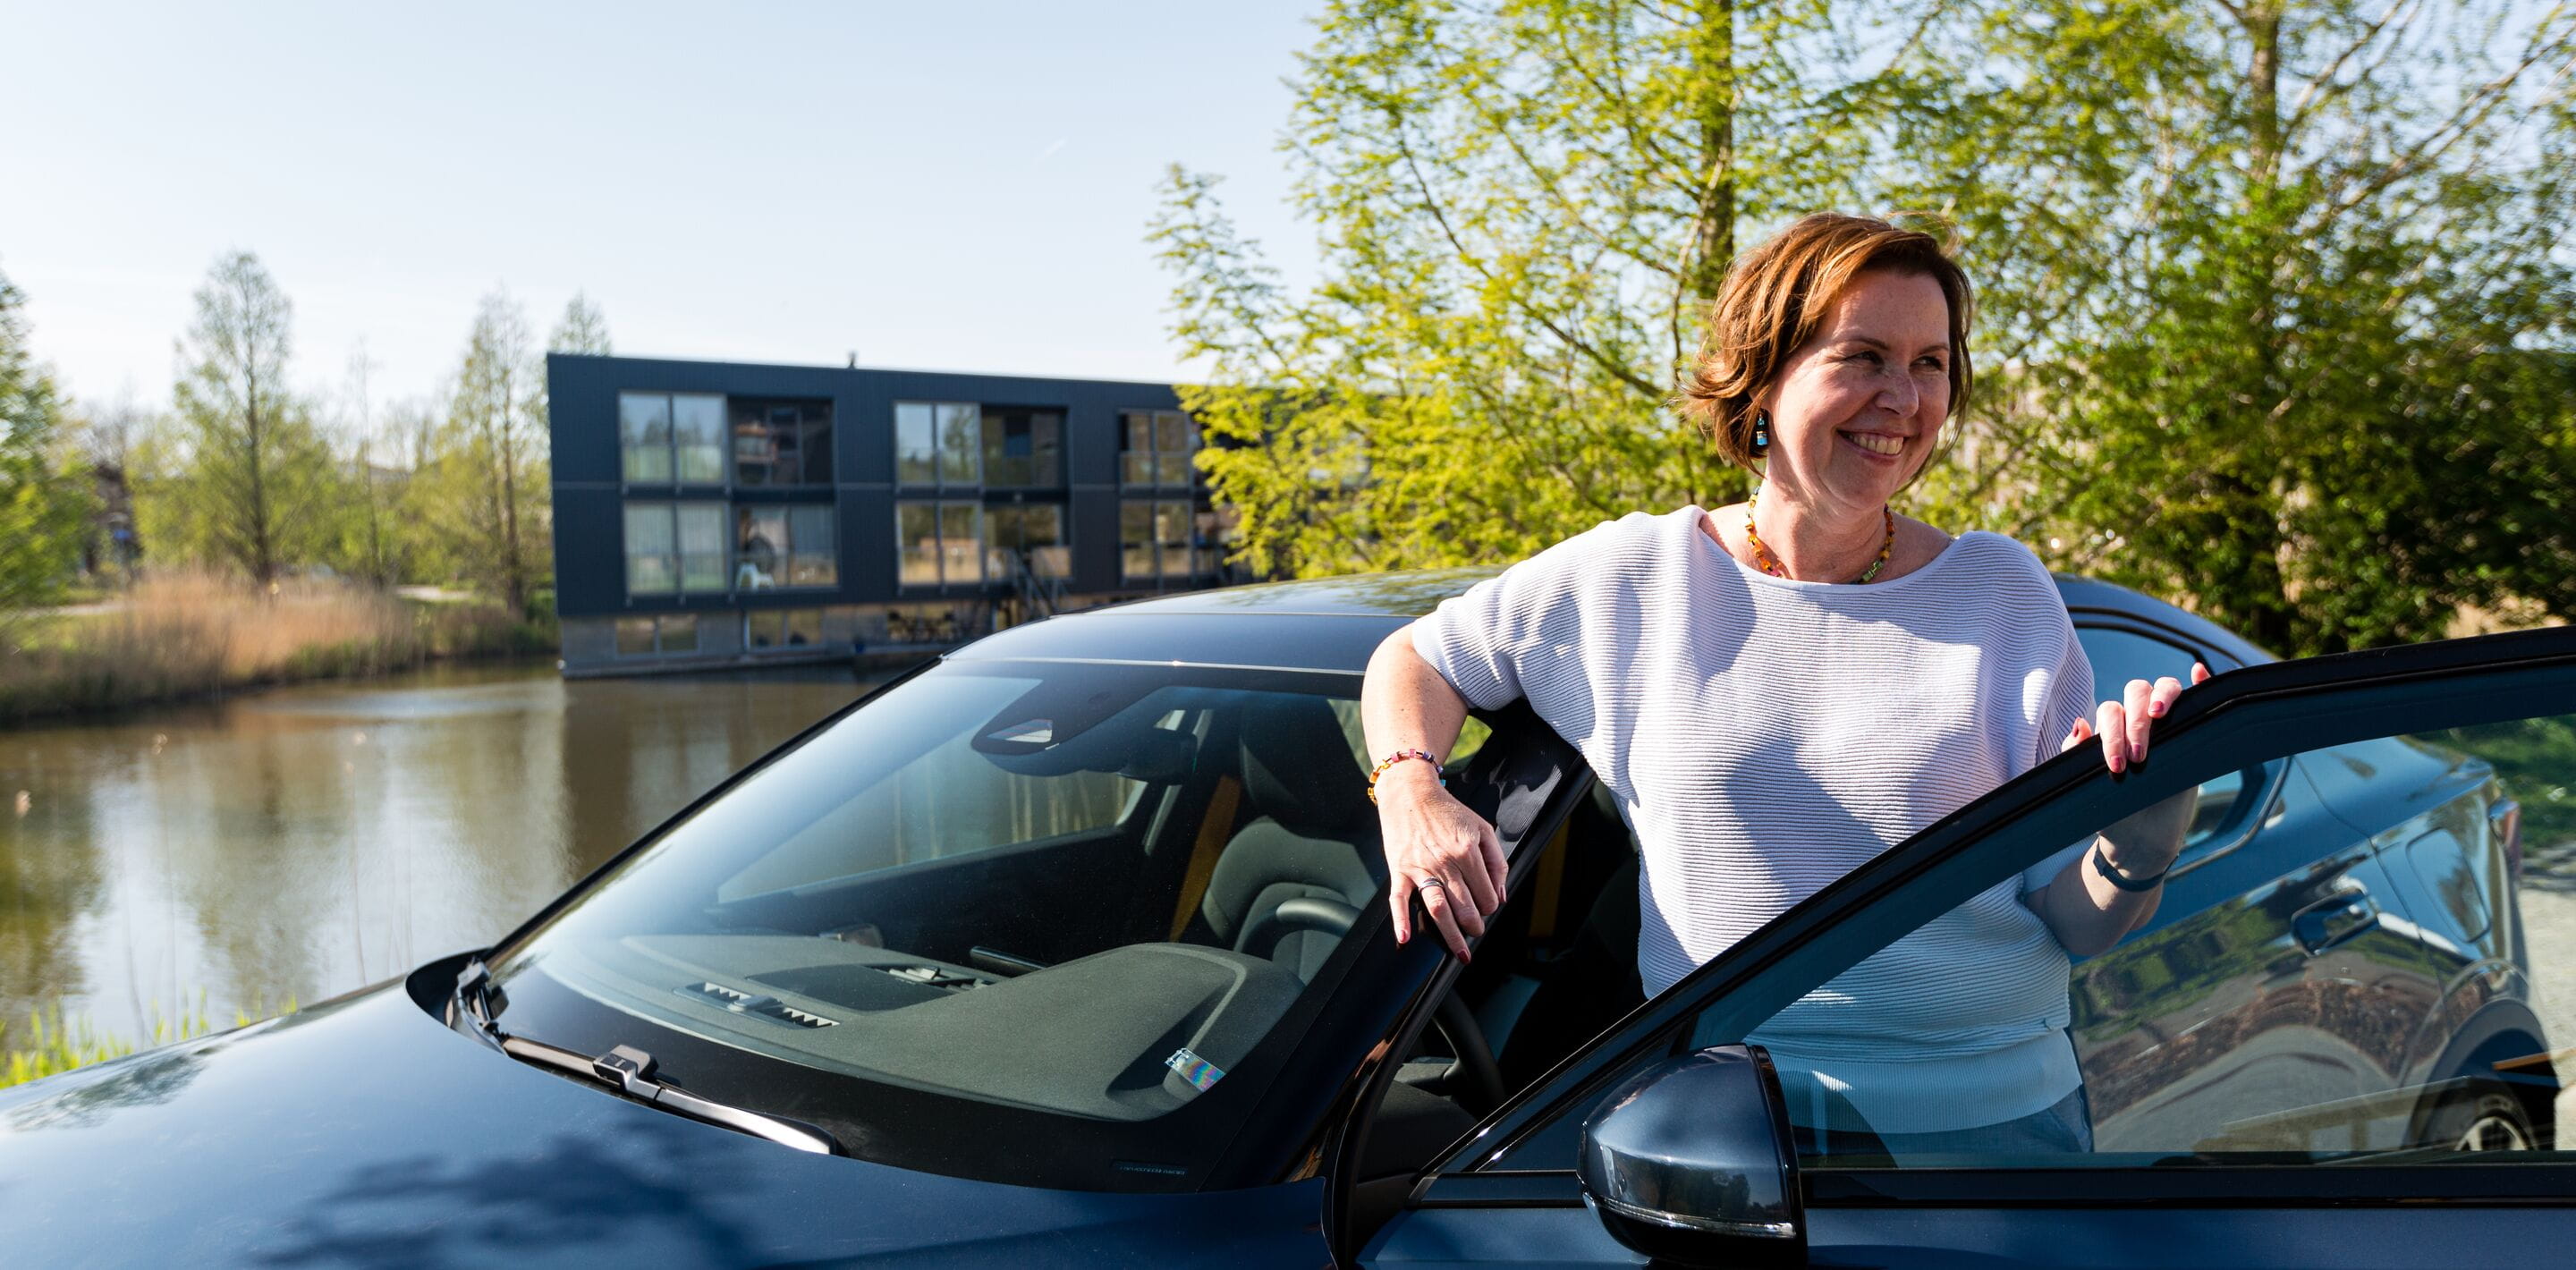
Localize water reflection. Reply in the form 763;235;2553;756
0;663;880;1040
2;1027;231;1132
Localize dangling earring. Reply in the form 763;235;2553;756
1751;411;1770;453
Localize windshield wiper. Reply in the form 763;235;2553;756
451;961;839;1156
451;961;508;1047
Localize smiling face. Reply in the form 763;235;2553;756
1756;268;1953;515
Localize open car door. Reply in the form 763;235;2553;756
1352;625;2576;1269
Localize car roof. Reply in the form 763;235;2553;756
2051;573;2275;667
1080;567;1513;621
951;565;2274;674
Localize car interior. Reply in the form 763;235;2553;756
1351;774;1643;1179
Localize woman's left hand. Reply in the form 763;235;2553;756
2062;662;2212;773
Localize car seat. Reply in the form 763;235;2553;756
1496;786;1643;1090
1192;694;1386;982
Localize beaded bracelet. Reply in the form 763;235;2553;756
1366;748;1445;805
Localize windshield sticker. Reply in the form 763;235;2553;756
986;718;1054;745
1165;1048;1225;1092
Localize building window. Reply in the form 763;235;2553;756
895;402;980;487
886;603;968;645
1195;504;1236;574
619;395;670;482
981;408;1063;488
623;502;727;595
1119;409;1198;488
615;613;699;656
987;504;1069;580
733;398;834;486
897;501;984;587
745;607;826;652
735;504;837;589
622;392;724;484
1120;499;1200;581
661;613;699;652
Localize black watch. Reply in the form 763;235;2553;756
2090;840;2170;892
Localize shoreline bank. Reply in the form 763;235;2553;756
1;574;557;725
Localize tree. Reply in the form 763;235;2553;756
337;342;406;588
378;396;441;585
1890;0;2576;654
508;291;614;605
1163;0;2575;657
419;291;549;613
1152;0;1942;577
0;263;89;619
64;386;152;580
69;383;145;482
152;250;341;584
549;291;612;356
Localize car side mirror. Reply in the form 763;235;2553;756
1576;1045;1805;1268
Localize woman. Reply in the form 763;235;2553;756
1358;213;2201;1156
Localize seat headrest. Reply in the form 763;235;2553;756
1236;695;1368;834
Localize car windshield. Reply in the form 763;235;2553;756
480;655;1402;1190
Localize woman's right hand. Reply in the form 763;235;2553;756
1377;761;1508;961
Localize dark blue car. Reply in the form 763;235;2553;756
3;570;2568;1267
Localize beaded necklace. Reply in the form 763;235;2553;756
1744;487;1896;584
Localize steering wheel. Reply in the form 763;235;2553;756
1248;895;1509;1116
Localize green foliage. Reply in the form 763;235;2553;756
1155;0;1945;575
0;264;93;620
414;291;552;613
0;257;589;721
550;291;612;356
1165;0;2576;656
145;251;347;584
335;343;411;589
1888;0;2576;654
2421;715;2576;882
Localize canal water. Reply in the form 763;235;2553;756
0;662;886;1043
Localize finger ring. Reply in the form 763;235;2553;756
1417;876;1445;893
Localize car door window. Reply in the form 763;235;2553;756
1723;710;2567;1168
1464;648;2576;1180
1327;698;1494;773
2077;623;2270;857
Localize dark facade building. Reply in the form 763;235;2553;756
547;353;1248;676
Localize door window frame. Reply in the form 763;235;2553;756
2069;614;2278;875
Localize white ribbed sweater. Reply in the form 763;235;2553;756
1412;504;2098;1132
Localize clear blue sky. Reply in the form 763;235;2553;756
0;1;1324;415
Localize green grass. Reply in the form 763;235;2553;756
0;992;299;1092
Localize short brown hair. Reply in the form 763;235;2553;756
1680;213;1975;473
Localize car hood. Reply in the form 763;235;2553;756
0;957;1325;1268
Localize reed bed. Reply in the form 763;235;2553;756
0;571;552;723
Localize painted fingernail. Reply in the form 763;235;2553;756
2150;702;2165;717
